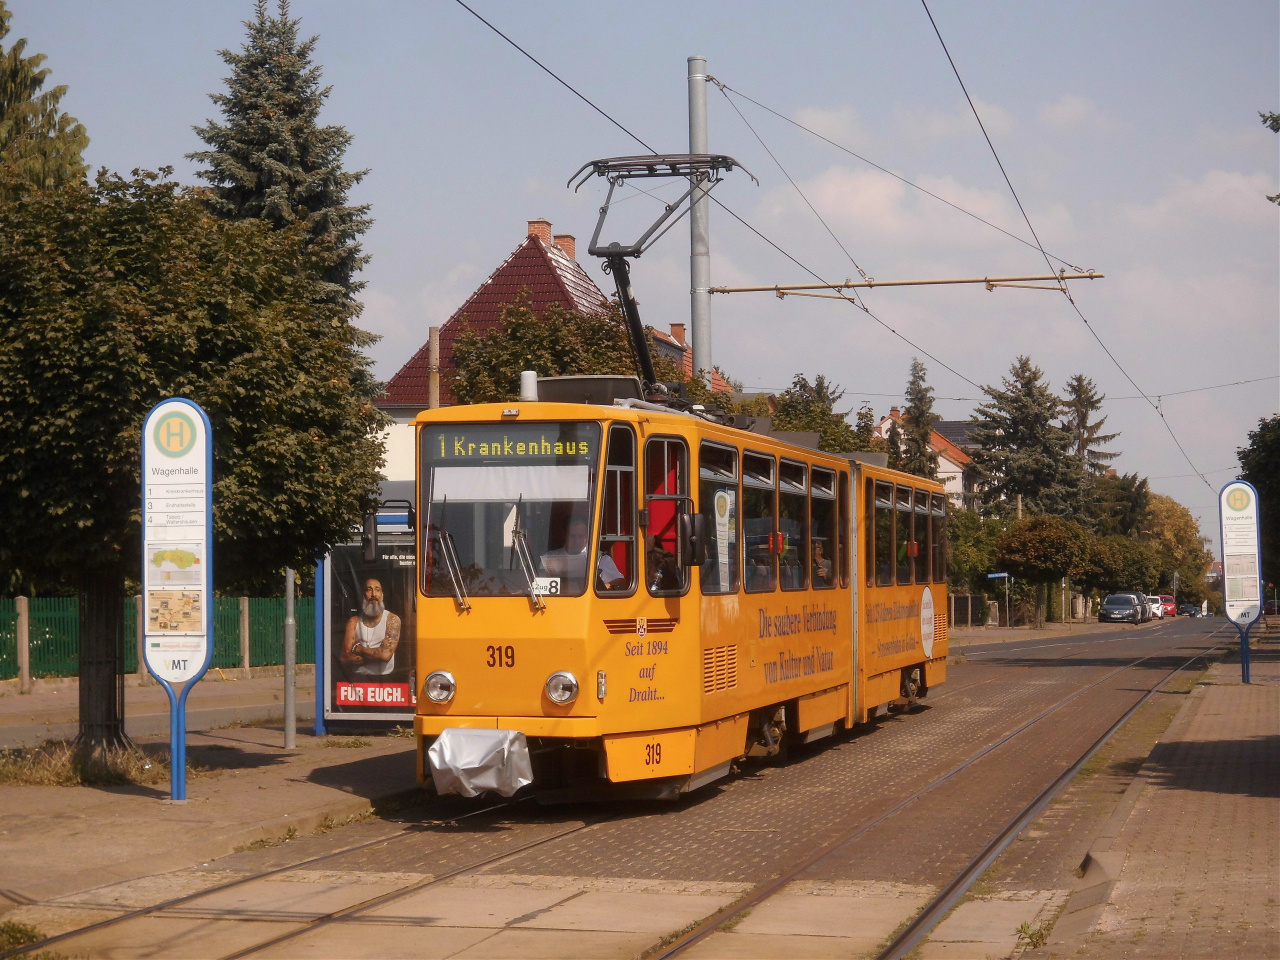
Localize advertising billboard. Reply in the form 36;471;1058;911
323;532;417;722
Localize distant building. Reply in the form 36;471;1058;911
872;408;979;507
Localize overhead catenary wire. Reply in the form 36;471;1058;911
919;0;1215;492
709;78;1086;274
712;79;874;306
451;0;657;155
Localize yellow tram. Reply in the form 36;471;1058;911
411;393;948;798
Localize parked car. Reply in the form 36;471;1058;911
1146;595;1165;619
1178;604;1201;617
1099;594;1140;623
1122;592;1152;622
1265;599;1279;616
1159;595;1177;617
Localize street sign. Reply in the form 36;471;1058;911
987;572;1008;578
141;398;214;799
1219;479;1262;683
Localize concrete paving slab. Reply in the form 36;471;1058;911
682;931;874;959
160;876;406;922
512;889;736;933
734;881;933;942
0;902;123;937
52;869;251;911
250;920;495;959
49;915;304;959
915;941;1010;959
447;927;656;959
365;883;576;927
926;890;1058;945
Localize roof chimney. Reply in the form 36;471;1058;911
669;322;686;346
527;219;552;243
553;234;576;260
889;406;901;419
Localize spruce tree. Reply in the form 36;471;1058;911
1061;373;1119;475
0;1;88;196
900;358;940;479
970;356;1077;516
189;0;369;297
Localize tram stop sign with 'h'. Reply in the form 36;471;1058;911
142;400;213;684
1219;480;1262;626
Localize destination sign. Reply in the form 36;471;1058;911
1219;480;1262;625
422;422;600;464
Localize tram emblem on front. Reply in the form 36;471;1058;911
637;617;647;638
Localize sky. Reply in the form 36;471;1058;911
12;0;1279;549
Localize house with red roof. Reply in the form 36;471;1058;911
377;220;729;482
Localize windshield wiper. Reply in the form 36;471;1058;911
434;495;470;612
509;496;545;611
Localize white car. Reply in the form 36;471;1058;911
1146;595;1165;618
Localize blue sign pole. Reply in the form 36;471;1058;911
141;398;215;801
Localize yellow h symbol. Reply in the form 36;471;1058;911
154;411;196;457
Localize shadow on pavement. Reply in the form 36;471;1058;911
1140;734;1280;799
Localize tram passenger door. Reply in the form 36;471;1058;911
644;437;689;598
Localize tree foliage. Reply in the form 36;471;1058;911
996;516;1091;584
1077;535;1161;596
0;169;386;596
1143;493;1214;592
899;358;939;479
1237;414;1280;584
1061;373;1119;475
189;0;369;297
1263;112;1280;204
769;375;880;454
970;356;1079;516
946;510;1007;594
1084;471;1150;536
0;1;88;197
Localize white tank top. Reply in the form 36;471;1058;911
354;610;394;676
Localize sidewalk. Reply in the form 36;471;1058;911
0;723;422;908
1048;647;1280;958
0;669;316;748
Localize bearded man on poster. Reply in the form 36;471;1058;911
339;578;402;676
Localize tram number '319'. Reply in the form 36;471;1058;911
644;742;662;766
486;645;515;668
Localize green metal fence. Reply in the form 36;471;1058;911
2;596;315;679
0;599;16;682
29;598;79;678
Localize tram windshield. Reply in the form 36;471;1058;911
420;422;601;598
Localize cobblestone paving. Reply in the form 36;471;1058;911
1066;657;1280;960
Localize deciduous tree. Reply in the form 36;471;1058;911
0;170;385;746
1237;414;1280;583
995;516;1091;624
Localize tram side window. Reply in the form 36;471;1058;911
743;453;777;593
838;471;851;588
597;426;637;595
875;480;894;587
865;478;876;586
932;493;948;584
698;442;739;595
914;489;931;584
896;485;914;585
644;437;689;596
810;467;836;589
779;460;808;591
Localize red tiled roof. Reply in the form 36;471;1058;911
380;235;609;407
873;412;972;467
650;328;733;393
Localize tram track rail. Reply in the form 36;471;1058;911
652;625;1229;959
3;625;1226;960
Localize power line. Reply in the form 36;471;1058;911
712;80;873;303
708;195;981;389
919;0;1215;493
451;0;656;155
709;79;1085;273
1114;375;1279;401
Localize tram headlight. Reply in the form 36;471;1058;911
544;671;579;704
424;671;456;703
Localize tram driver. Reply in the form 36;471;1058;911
541;514;625;590
339;578;401;676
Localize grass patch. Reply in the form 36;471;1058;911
240;824;298;851
323;737;372;749
0;921;42;950
0;740;206;787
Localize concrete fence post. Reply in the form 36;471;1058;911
135;594;153;684
239;596;251;679
16;596;30;694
